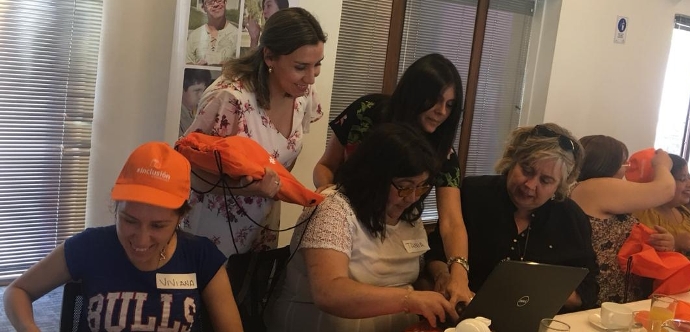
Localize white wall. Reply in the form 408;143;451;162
85;0;343;231
542;0;690;153
520;0;562;126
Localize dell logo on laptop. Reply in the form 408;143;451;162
516;296;530;307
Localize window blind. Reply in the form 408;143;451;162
676;14;690;32
328;0;393;123
399;0;534;221
0;0;102;284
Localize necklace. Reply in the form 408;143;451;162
518;226;531;261
155;232;175;270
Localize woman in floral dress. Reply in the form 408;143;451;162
182;8;326;257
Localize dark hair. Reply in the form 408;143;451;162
221;8;326;109
670;154;688;178
113;200;192;218
263;0;289;9
384;53;463;161
334;123;439;239
183;69;212;91
578;135;629;181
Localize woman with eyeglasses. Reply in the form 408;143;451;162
633;154;690;257
569;135;675;304
186;0;239;66
426;123;600;312
313;53;473;307
266;123;459;332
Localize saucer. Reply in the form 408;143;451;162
589;313;634;331
588;313;607;330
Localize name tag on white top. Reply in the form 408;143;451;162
403;239;430;253
156;273;197;289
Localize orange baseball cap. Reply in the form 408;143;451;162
111;142;191;209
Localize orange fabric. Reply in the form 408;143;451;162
111;142;191;209
617;223;690;295
626;148;655;183
175;132;323;207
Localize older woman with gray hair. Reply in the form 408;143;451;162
426;123;599;312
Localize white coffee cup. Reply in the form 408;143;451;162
601;302;633;329
445;316;491;332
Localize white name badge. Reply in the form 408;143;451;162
156;273;198;290
402;239;430;253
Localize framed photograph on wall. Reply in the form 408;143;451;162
174;0;300;137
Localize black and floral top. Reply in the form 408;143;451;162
329;94;461;188
588;213;651;305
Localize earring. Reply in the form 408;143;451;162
268;66;274;74
550;195;556;201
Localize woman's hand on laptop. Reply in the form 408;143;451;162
445;277;474;308
407;291;460;328
429;261;474;308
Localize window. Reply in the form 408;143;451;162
402;0;533;220
329;0;534;221
655;14;690;158
328;0;393;124
0;0;103;284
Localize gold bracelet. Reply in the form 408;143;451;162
402;288;413;313
447;256;470;272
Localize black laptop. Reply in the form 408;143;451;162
459;260;588;332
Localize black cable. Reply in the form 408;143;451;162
189;149;321;255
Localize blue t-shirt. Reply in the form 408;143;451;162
64;225;226;331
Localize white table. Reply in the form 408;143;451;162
553;292;690;330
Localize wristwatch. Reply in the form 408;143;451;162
447;256;470;272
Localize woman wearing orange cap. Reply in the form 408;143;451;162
182;7;326;257
570;135;676;304
3;142;243;331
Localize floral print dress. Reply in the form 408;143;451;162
182;76;322;257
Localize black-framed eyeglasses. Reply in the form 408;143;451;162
391;182;432;198
532;124;579;154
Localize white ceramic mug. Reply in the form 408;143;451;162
601;302;634;329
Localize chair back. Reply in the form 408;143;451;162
59;281;84;332
227;246;291;332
